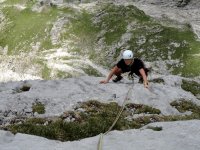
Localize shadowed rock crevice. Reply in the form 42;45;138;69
12;84;31;94
177;0;191;7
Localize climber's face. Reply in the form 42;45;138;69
124;59;133;65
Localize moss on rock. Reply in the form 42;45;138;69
6;99;200;142
7;100;161;141
170;99;200;113
181;79;200;99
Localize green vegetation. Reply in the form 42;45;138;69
170;99;200;113
6;100;200;141
149;78;165;84
181;79;200;99
98;5;150;45
7;101;160;141
66;3;200;77
56;70;73;79
60;4;150;65
35;59;51;80
32;101;45;114
0;4;58;54
1;2;200;78
2;0;28;5
60;3;200;77
1;2;200;143
127;22;200;77
40;34;57;50
81;65;103;77
6;100;198;141
125;103;161;114
61;10;100;58
41;64;51;80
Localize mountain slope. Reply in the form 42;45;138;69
0;1;200;149
0;0;200;81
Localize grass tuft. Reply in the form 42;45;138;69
170;99;200;113
125;103;161;114
32;101;45;114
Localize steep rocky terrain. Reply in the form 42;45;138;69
0;0;200;82
0;0;200;149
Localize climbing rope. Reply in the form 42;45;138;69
97;79;134;150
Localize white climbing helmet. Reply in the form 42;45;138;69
122;50;134;59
